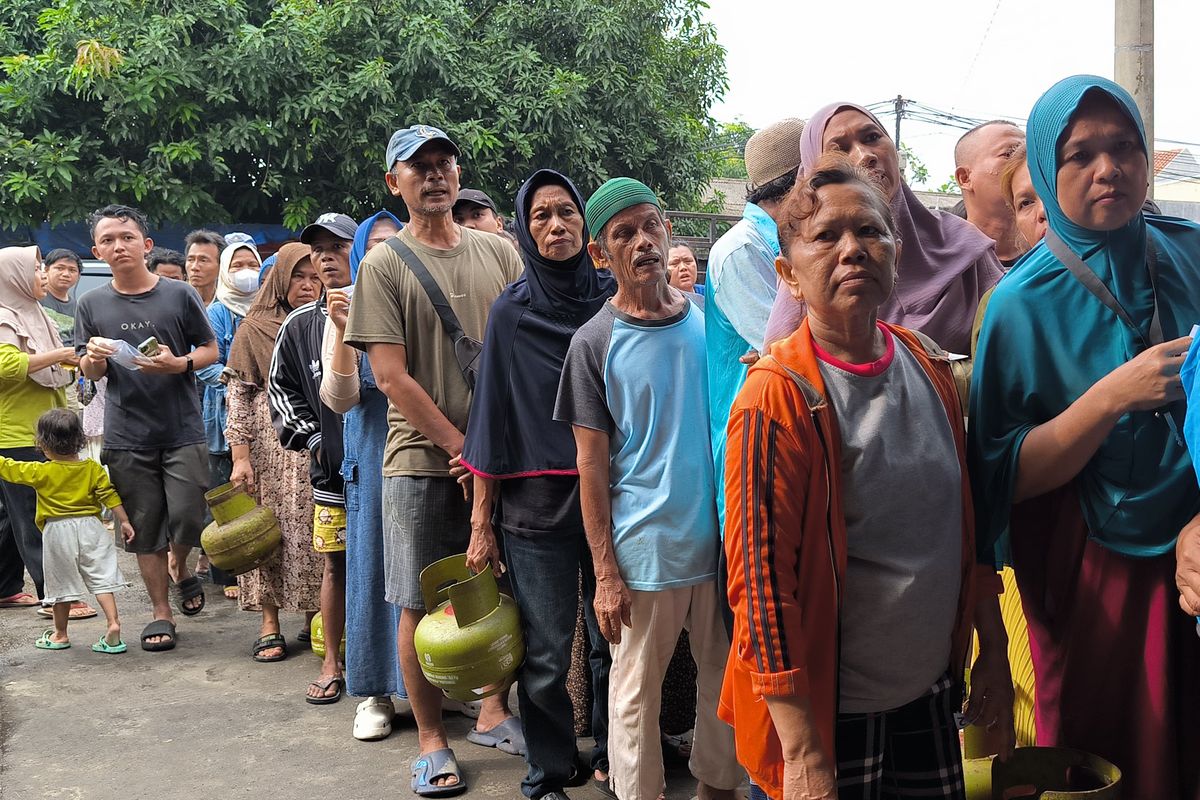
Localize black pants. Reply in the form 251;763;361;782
0;447;46;599
503;526;610;799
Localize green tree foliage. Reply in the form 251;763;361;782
0;0;727;228
709;118;753;179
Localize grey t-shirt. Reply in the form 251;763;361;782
815;328;963;714
40;294;76;346
75;277;214;450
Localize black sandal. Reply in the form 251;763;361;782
140;619;177;652
305;674;344;705
177;576;206;616
252;633;288;662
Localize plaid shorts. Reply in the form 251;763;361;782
381;476;471;610
835;673;966;800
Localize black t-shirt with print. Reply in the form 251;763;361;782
75;277;214;450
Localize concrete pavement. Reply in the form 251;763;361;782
0;551;703;800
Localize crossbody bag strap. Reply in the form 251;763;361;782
385;236;467;342
1044;228;1162;347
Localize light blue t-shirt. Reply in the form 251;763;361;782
555;299;718;591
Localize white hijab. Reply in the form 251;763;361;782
214;242;262;318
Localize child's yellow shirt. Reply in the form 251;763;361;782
0;457;121;530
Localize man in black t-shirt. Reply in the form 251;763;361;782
77;204;218;652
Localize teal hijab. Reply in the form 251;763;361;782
969;75;1200;561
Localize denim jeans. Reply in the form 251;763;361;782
503;525;610;799
0;447;45;599
342;379;405;699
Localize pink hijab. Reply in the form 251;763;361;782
764;102;1003;354
0;246;70;389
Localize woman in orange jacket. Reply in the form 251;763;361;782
719;153;1012;800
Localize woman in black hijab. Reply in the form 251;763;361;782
463;169;615;799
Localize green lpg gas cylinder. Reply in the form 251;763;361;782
310;612;346;659
199;482;281;575
990;747;1121;799
413;554;524;702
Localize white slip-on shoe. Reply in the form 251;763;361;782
441;697;483;719
353;695;395;741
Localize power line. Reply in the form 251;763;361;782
867;98;1200;151
956;0;1006;103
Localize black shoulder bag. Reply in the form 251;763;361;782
385;237;482;391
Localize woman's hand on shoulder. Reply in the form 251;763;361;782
1099;335;1191;414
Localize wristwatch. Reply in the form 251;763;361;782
185;356;194;374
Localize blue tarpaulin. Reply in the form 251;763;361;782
0;221;300;255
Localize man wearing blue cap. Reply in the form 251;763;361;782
343;125;524;797
555;179;740;800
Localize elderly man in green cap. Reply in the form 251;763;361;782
554;178;740;800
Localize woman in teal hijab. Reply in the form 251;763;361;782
970;75;1200;798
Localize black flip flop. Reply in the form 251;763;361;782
177;576;205;616
140;619;177;652
305;674;344;705
252;633;288;662
296;629;311;646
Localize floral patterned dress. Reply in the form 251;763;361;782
226;380;321;613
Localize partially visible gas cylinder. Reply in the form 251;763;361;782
413;554;524;702
310;612;345;660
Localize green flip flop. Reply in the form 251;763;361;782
91;636;127;654
35;629;70;650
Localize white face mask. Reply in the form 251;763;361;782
230;269;260;294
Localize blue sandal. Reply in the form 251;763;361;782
411;747;467;797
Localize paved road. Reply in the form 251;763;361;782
0;551;703;800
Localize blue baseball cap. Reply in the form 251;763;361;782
385;125;461;169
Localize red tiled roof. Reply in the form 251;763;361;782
1154;148;1183;176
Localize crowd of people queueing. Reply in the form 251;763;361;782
2;74;1200;800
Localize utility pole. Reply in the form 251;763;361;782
1115;0;1154;197
893;95;905;145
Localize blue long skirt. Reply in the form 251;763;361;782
343;361;406;699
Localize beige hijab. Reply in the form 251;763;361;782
0;246;70;389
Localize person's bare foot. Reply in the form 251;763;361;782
223;585;239;600
104;621;122;647
306;671;343;701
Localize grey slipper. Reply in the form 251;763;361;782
411;747;467;797
466;716;526;756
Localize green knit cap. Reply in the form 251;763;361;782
585;177;661;239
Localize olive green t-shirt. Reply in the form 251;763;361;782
343;226;523;476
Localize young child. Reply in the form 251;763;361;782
0;408;135;653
